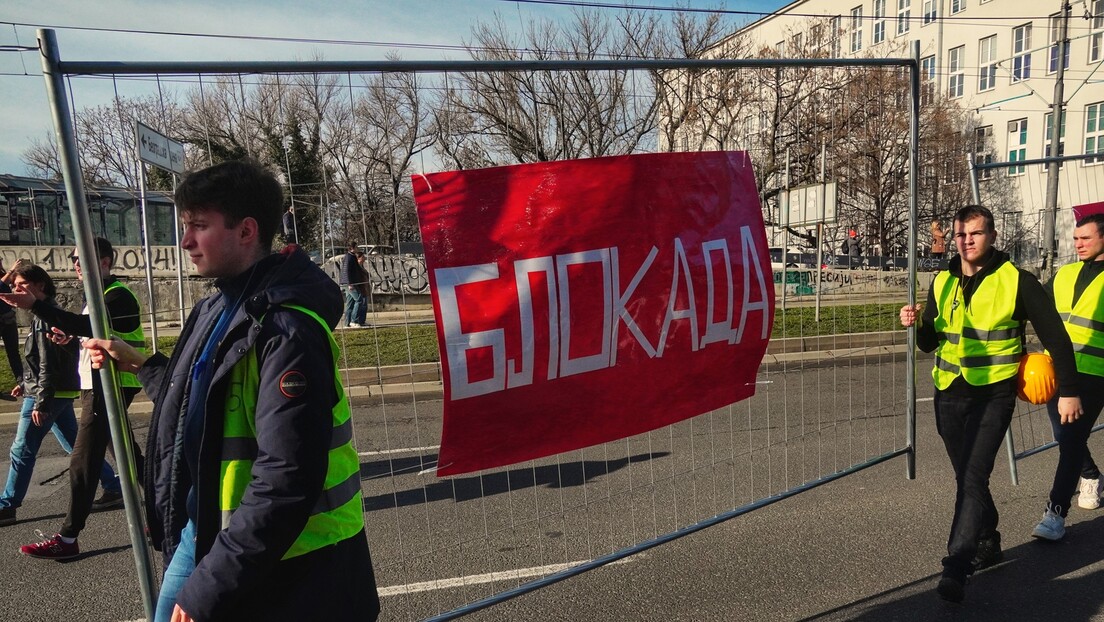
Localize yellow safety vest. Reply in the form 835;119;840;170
931;262;1024;389
103;280;147;388
1052;262;1104;377
218;304;363;560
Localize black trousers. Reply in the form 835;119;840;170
1046;372;1104;515
60;386;141;539
934;386;1016;576
0;315;22;380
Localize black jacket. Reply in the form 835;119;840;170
140;247;378;621
21;299;80;412
916;249;1079;396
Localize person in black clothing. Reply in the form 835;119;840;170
281;206;296;245
1;237;145;559
0;259;25;385
1031;213;1104;540
338;243;365;327
900;205;1082;603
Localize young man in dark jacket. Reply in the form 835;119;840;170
900;205;1083;603
86;159;379;622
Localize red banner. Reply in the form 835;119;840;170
1074;201;1104;221
413;152;775;476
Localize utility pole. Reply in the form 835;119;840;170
1043;0;1071;280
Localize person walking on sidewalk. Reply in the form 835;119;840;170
339;243;366;327
1031;213;1104;541
85;159;379;621
0;259;25;386
0;264;119;527
0;237;146;559
900;204;1082;603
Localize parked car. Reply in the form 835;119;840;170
768;246;804;270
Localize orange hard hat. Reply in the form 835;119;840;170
1017;352;1057;405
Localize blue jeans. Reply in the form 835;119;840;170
0;397;118;510
156;519;196;622
344;286;366;325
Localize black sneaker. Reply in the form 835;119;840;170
0;507;15;527
973;536;1004;571
937;574;966;603
91;490;124;512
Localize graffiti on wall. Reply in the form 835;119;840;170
362;255;429;294
0;246;431;296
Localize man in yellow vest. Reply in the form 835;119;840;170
1031;213;1104;541
900;204;1082;603
2;237;145;559
85;159;379;621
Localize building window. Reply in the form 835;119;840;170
776;40;786;57
830;15;842;57
1090;1;1104;63
975;125;994;180
792;32;804;53
1008;118;1028;175
948;45;965;99
979;36;997;92
1085;102;1104;164
951;0;966;13
873;0;886;44
922;0;937;25
897;0;911;36
921;54;936;103
850;6;863;52
1013;24;1032;82
1044;111;1066;167
1048;14;1070;73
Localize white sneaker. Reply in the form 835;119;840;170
1032;509;1066;541
1078;477;1102;510
347;323;362;328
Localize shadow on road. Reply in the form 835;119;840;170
361;452;670;511
801;514;1104;621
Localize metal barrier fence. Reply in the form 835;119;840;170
39;28;922;620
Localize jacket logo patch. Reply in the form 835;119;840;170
279;371;308;398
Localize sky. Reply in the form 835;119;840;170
0;0;786;177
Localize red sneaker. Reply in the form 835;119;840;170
20;530;79;560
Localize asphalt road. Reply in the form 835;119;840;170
1;354;1103;621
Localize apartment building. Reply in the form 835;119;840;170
712;0;1104;260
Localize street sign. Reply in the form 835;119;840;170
135;121;184;175
782;181;837;227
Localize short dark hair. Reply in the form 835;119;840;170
12;263;55;299
347;243;358;251
93;237;114;268
953;205;995;232
175;158;284;247
1075;212;1104;235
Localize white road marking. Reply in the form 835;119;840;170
378;557;636;597
358;445;439;457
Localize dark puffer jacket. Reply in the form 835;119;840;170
140;247;379;621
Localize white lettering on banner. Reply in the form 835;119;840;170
556;249;612;378
509;257;559;388
435;233;772;400
700;238;737;348
738;225;771;343
436;263;507;400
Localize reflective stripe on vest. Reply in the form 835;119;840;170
1052;262;1104;376
218;304;363;560
103;281;147;388
931;262;1023;389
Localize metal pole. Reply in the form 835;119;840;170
136;161;159;354
38;28;157;620
1043;0;1071;281
172;173;186;324
283;139;299;244
781;151;790;310
815;139;826;322
906;39;921;480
